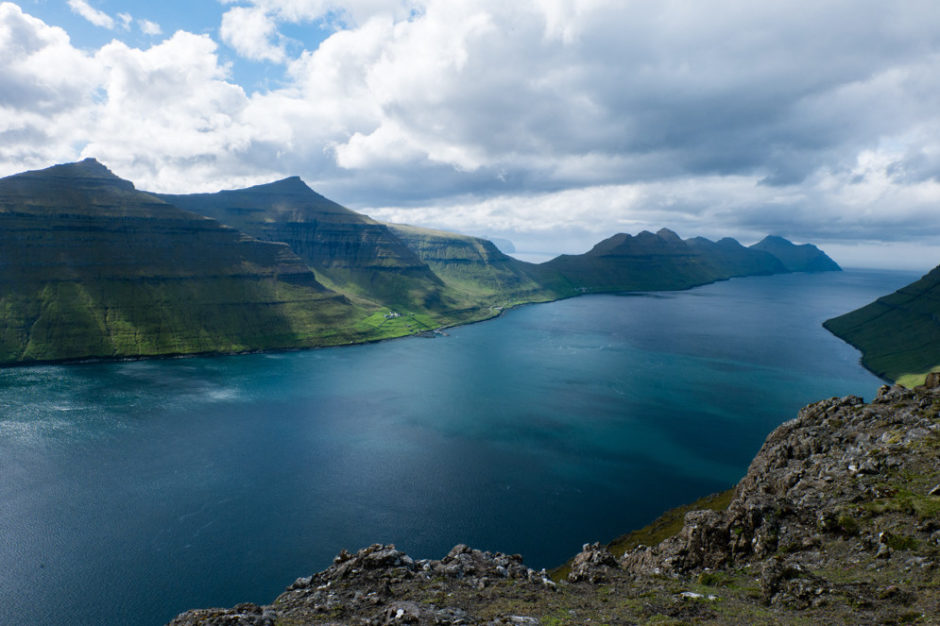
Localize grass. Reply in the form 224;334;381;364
865;487;940;521
897;366;940;389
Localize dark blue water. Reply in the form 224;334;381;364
0;269;918;625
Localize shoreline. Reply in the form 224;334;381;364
0;271;828;371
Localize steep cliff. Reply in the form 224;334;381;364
170;382;940;625
824;264;940;386
159;180;450;313
0;160;368;364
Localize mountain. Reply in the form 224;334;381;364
541;228;802;294
158;180;450;315
0;159;368;364
685;236;787;277
170;383;940;625
0;159;845;366
824;264;940;386
386;223;556;306
750;235;841;272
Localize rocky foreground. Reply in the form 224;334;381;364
171;382;940;625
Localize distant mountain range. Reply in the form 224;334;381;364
824;265;940;387
0;159;841;366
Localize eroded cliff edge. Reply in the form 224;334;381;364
170;382;939;625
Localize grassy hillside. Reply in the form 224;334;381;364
387;223;559;306
824;265;940;385
0;160;373;364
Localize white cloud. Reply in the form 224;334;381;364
138;19;162;36
67;0;114;30
3;1;940;270
220;5;285;63
117;12;132;30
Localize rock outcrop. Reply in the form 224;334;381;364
170;383;939;625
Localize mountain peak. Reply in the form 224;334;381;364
656;228;681;241
268;176;310;191
238;176;319;197
757;234;794;246
11;158;135;191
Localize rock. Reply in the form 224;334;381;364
168;602;276;626
925;371;940;388
567;542;620;583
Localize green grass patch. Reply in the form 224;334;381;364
897;366;940;389
864;487;940;521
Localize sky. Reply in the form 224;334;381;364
2;1;940;269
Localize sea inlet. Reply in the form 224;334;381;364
0;268;919;625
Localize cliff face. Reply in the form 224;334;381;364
0;160;366;364
160;180;448;312
170;383;940;625
824;264;940;386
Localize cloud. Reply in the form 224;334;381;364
138;19;162;36
220;5;285;63
67;0;114;29
2;0;940;269
218;0;420;63
0;2;102;165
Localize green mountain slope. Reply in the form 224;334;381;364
823;265;940;385
750;235;841;272
159;180;450;314
0;160;370;365
386;223;558;306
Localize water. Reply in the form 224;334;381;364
0;269;918;625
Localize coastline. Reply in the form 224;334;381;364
0;271;824;371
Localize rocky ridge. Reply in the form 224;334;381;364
170;381;939;625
